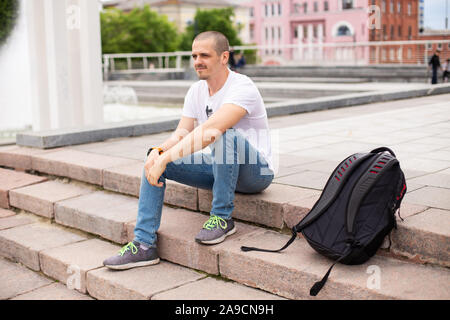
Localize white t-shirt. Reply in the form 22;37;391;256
182;69;274;172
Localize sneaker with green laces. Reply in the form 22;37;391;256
195;215;236;245
103;241;160;270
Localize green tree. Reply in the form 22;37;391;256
179;7;242;51
100;5;179;54
0;0;19;48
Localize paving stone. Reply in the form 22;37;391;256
218;230;450;300
86;262;206;300
391;208;450;267
11;283;94;300
0;214;37;231
273;170;331;190
0;208;16;218
0;168;47;209
198;184;319;229
31;149;134;185
0;145;52;170
152;277;286;300
0;257;53;300
39;239;120;293
9;180;94;219
404;186;450;210
54;191;138;244
407;168;450;189
103;160;142;197
0;223;86;271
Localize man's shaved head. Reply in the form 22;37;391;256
194;31;230;56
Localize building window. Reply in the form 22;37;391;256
337;25;352;36
249;7;254;17
407;3;411;16
383;24;387;39
265;27;268;40
265;4;268;16
382;48;387;61
390;25;394;39
398;25;402;37
313;25;318;38
390;48;395;61
382;0;386;13
324;1;329;11
250;24;254;39
408;26;412;39
343;0;353;10
278;3;282;15
397;2;401;13
438;43;443;50
390;0;394;13
294;27;298;38
407;48;412;59
314;1;318;12
272;3;275;16
278;27;282;39
303;3;308;14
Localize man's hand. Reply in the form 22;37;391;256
146;157;166;188
144;149;163;186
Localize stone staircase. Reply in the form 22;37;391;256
0;144;449;300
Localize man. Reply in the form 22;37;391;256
428;49;442;85
103;31;274;270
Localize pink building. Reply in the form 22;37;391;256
247;0;372;64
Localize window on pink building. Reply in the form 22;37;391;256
324;1;329;11
314;1;318;12
303;3;307;13
343;0;354;10
278;3;282;15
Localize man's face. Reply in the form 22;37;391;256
192;39;228;80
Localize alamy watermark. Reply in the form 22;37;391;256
366;265;381;290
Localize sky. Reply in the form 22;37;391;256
424;0;449;30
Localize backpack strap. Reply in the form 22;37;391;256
240;152;373;253
346;152;399;235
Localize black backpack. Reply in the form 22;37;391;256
241;147;407;296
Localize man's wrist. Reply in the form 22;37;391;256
147;147;164;156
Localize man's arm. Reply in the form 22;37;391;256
161;104;247;164
155;116;196;152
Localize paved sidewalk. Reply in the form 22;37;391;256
1;93;449;300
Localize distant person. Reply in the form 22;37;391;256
443;58;450;83
235;52;246;69
102;31;274;270
229;49;236;71
428;49;442;85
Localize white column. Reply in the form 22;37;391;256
25;0;51;131
317;24;324;61
25;0;103;131
307;24;314;61
76;0;104;126
297;25;304;60
44;0;72;129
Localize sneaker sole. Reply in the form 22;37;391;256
104;258;160;270
196;226;237;245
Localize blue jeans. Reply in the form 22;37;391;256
133;129;274;247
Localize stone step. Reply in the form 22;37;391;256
0;167;47;209
0;216;283;300
1;149;448;268
4;208;449;300
0;257;93;300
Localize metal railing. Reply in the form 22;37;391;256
102;40;450;76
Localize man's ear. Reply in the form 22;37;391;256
222;51;230;65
